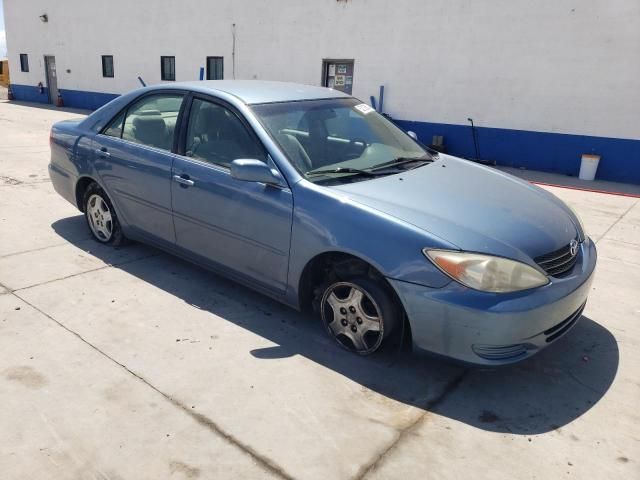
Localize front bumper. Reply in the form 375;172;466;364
389;238;597;365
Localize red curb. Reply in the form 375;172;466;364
531;181;640;199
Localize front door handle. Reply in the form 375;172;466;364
173;174;195;187
95;148;111;158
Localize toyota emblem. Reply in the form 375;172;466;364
570;239;579;257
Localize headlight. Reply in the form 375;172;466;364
567;204;586;240
424;249;549;293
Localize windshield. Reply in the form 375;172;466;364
251;98;429;183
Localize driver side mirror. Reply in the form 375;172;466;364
230;159;284;186
407;131;418;141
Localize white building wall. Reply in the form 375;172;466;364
4;0;640;141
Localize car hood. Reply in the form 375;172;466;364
330;155;578;263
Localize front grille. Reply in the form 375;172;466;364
534;241;579;277
543;302;586;343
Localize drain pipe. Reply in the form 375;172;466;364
232;23;237;79
466;118;495;165
369;85;385;113
467;117;482;163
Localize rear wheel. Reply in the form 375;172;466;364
83;183;126;246
320;276;399;355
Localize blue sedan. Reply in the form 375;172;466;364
48;81;596;365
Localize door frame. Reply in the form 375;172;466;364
43;55;58;104
175;92;288;182
170;92;294;293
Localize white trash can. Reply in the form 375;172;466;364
578;154;601;181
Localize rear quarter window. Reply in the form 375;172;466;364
103;111;125;138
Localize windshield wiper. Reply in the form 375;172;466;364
369;155;434;171
305;167;380;178
306;156;433;180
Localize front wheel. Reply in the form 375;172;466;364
320;277;399;355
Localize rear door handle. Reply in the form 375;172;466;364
95;148;110;158
173;174;195;187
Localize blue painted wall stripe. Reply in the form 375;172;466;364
10;84;119;110
10;84;50;104
58;89;120;111
9;84;640;185
396;120;640;185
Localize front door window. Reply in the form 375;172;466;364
185;98;266;167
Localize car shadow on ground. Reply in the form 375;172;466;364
52;215;619;436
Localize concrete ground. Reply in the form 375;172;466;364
0;100;638;480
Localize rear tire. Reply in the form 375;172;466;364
83;183;126;246
319;276;399;355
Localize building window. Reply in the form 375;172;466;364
20;54;29;72
102;55;114;78
0;62;3;75
161;56;175;81
206;56;224;80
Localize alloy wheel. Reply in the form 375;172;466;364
320;281;384;354
86;193;113;242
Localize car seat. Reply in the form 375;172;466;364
132;113;168;150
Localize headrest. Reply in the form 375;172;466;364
137;109;161;117
133;115;165;129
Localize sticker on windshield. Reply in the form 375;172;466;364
354;103;375;115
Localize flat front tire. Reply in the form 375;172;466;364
320;276;399;355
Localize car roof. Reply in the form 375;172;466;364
167;80;350;104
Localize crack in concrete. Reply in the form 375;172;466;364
595;199;639;244
10;252;161;293
0;239;92;259
354;369;469;479
10;292;295;480
566;369;605;396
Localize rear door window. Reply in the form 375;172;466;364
121;94;184;151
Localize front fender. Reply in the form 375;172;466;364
286;181;454;306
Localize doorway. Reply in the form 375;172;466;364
44;55;58;104
322;59;354;95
